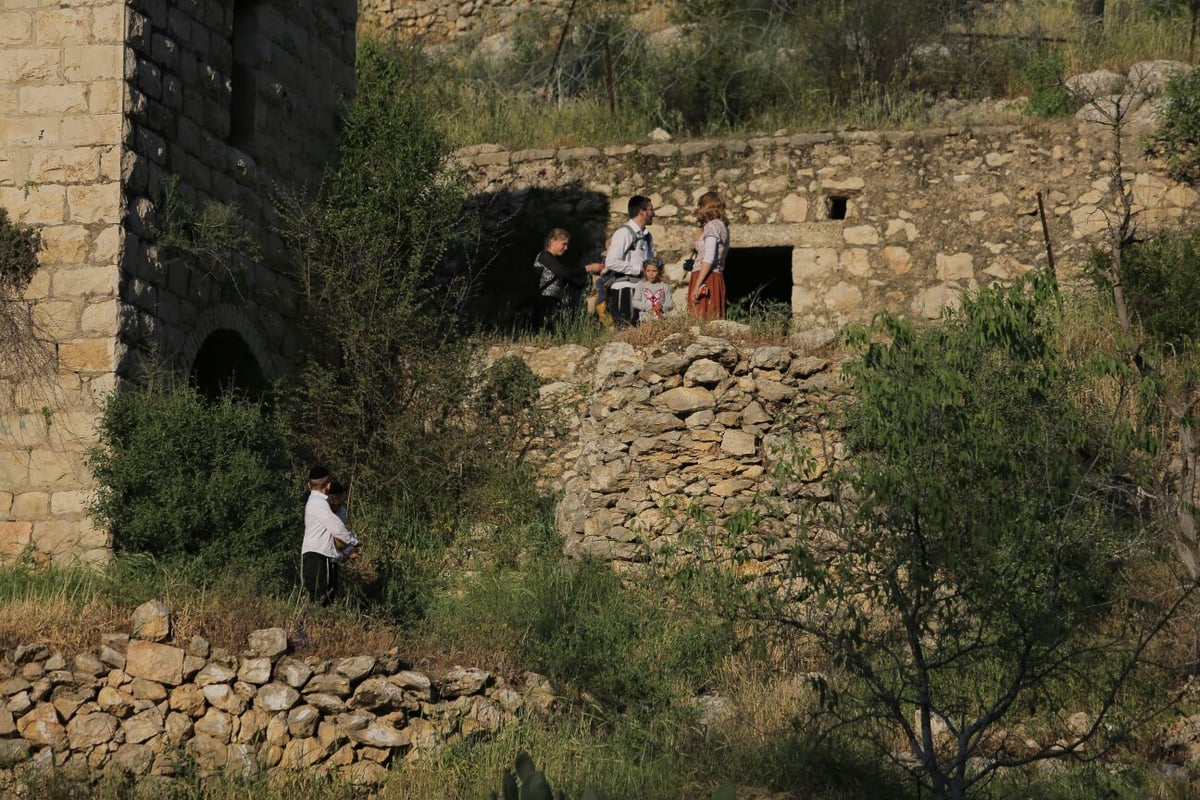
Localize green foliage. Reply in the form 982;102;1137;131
0;206;39;294
474;355;542;426
87;373;297;588
799;0;980;102
489;752;734;800
1021;47;1078;118
149;176;260;290
771;271;1180;799
1151;67;1200;185
280;40;533;565
725;292;793;338
649;24;808;134
1109;227;1200;347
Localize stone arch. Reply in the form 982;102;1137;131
180;304;277;398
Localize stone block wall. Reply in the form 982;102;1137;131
0;0;127;565
458;116;1200;329
1;0;356;565
360;0;560;43
120;0;356;378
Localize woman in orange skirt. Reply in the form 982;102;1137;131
687;191;730;320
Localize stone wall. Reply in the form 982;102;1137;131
357;0;670;47
1;0;355;565
492;331;843;571
359;0;563;44
0;602;550;788
120;0;357;379
458;97;1200;329
0;0;128;565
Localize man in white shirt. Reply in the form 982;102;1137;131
301;467;359;605
602;195;656;327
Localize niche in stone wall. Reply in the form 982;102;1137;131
825;196;849;220
191;330;266;400
724;247;793;312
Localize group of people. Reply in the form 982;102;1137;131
533;191;732;328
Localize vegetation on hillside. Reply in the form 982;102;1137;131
35;6;1200;797
378;0;1199;148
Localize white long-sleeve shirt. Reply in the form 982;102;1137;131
302;490;358;558
605;221;655;290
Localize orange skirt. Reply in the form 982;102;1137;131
688;271;726;320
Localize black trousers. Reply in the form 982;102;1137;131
533;294;562;330
610;287;637;328
301;551;339;605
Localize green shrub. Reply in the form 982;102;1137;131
0;207;39;294
1151;67;1200;185
1091;227;1200;347
1021;47;1079;118
87;374;297;588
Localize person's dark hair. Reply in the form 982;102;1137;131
328;482;347;497
627;195;653;218
308;465;330;481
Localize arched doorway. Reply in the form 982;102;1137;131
190;329;267;400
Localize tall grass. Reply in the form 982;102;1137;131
382;0;1198;150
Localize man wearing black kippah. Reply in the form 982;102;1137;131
301;466;359;605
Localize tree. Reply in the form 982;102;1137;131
797;0;989;102
767;272;1192;800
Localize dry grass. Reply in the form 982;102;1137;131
0;580;405;662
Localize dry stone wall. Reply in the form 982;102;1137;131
357;0;671;45
494;329;844;571
0;602;550;789
359;0;564;43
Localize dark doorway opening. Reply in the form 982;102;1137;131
191;330;267;400
723;246;792;314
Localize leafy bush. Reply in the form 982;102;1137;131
768;271;1179;799
650;24;808;135
0;207;39;294
87;375;297;588
1111;227;1200;347
280;40;556;615
1151;67;1200;184
1021;47;1078;118
280;38;486;519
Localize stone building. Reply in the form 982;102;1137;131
0;0;357;564
457;65;1200;328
